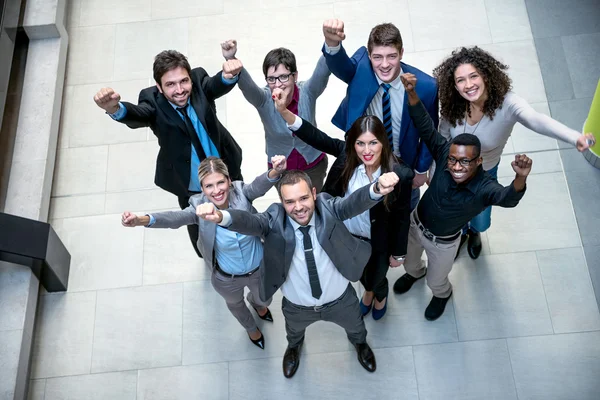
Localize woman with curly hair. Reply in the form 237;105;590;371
433;46;596;259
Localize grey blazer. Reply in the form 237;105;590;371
149;171;276;269
226;183;380;301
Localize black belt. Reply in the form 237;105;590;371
285;283;351;312
413;211;461;244
352;234;371;243
215;262;259;278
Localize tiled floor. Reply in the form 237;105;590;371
28;0;600;399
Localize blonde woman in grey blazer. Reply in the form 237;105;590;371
121;155;287;349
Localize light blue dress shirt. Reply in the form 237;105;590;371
214;226;263;275
109;75;238;191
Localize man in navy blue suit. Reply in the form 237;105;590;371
322;19;439;209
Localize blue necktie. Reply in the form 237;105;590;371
381;83;393;148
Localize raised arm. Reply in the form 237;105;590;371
196;202;274;237
121;207;197;230
241;155;287;202
272;87;345;157
94;86;156;129
321;19;358;84
221;39;270;108
329;172;399;221
485;154;531;208
506;92;595;152
302;56;331;99
401;73;449;162
197;60;241;102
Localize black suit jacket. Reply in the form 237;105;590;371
118;68;243;197
226;184;378;301
293;118;414;256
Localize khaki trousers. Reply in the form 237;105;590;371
403;211;460;298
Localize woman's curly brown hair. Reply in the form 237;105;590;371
433;46;512;127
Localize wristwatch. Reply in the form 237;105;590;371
374;181;381;194
392;255;406;262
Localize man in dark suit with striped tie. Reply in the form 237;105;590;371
197;170;400;378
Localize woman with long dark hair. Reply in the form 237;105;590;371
272;88;414;320
433;46;596;259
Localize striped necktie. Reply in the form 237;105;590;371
298;226;322;299
381;83;393;148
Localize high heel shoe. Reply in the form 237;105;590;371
372;298;387;320
249;330;265;349
252;306;273;322
359;298;373;316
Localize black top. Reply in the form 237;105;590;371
292;117;414;256
118;67;243;198
409;101;526;237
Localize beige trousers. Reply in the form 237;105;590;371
403;211;460;298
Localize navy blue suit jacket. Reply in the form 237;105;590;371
323;44;439;173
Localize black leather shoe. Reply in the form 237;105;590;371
355;342;376;372
455;233;468;260
393;269;427;294
249;330;265;349
252;306;274;322
425;292;452;321
467;230;482;259
282;343;303;378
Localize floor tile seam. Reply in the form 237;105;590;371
89;291;99;375
555;144;585;250
481;0;495;45
41;280;195;298
57;138;157;152
404;0;418;57
455;329;600;345
410;345;422;400
533;251;558;334
503;338;521;400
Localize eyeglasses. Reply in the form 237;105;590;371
447;156;478;167
265;73;294;84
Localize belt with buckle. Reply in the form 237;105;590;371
413;211;461;244
352;234;371;243
215;262;259;278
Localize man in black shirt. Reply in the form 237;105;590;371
392;73;532;321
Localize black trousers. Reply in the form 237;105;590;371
360;250;389;302
178;194;202;258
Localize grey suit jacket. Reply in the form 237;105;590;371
226;183;380;301
149;171;276;269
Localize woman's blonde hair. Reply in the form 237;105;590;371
198;156;230;186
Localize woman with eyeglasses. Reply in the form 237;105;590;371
272;87;414;321
433;46;596;259
121;155;287;349
221;40;331;192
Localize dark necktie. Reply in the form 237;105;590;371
176;106;206;160
298;226;322;299
381;83;393;149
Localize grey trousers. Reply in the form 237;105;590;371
211;268;272;333
281;283;367;348
404;211;460;298
303;156;328;193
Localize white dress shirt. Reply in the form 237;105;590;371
282;214;350;306
365;73;405;157
343;165;381;239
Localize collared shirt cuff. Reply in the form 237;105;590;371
218;210;232;227
145;214;156;227
287;115;303;131
414;169;428;175
324;42;341;55
108;103;127;120
267;170;282;182
369;183;384;200
221;75;239;85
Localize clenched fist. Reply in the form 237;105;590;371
221;39;237;60
271;155;287;174
400;73;417;92
121;211;139;227
376;172;400;195
196;203;223;223
271;88;290;112
323;19;346;47
94;88;121;114
222;59;243;80
511;154;533;177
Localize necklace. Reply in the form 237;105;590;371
464;103;484;134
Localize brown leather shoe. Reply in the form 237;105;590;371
282;343;303;378
355;342;376;372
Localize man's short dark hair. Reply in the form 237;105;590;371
367;23;403;53
262;48;297;77
153;50;192;85
276;170;313;197
451;133;481;157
